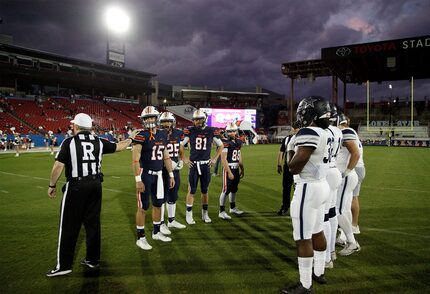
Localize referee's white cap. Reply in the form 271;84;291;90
71;113;93;128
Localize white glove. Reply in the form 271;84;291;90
128;129;140;140
342;168;352;178
176;160;184;170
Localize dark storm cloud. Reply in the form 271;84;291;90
0;0;428;99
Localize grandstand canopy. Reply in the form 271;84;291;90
282;35;430;84
0;43;156;98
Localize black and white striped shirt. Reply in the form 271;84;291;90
56;132;116;181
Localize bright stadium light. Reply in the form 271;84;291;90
105;6;130;35
104;6;130;67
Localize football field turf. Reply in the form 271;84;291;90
0;145;429;293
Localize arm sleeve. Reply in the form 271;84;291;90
213;137;223;147
294;128;319;149
342;128;357;141
101;138;117;154
55;139;69;163
279;137;287;152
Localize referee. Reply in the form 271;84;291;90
46;113;137;277
276;121;300;216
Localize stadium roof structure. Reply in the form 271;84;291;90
282;35;430;84
281;35;430;121
0;43;156;97
181;89;269;96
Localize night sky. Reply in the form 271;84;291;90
0;0;429;101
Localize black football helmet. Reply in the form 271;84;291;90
296;96;331;128
337;112;348;125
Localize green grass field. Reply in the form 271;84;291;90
1;145;429;293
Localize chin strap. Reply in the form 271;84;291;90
149;128;155;140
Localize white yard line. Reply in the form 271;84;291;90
362;185;429;194
0;170;129;195
0;190;9;193
365;227;430;239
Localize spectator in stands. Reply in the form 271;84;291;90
13;132;21;157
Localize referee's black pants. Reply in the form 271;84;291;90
57;179;102;270
282;164;294;211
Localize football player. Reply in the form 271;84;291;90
351;119;366;234
322;104;343;269
335;113;360;256
218;122;245;220
132;106;175;250
180;109;223;224
281;96;331;294
158;112;187;230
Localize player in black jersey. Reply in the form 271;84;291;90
180;109;223;224
218;122;245;220
159;112;187;230
132;106;176;250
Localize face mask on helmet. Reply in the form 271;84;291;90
192;110;207;128
159;112;176;129
139;106;159;129
225;122;238;138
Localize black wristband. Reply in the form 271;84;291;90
49;185;56;188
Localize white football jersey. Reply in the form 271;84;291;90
327;125;343;168
337;127;364;172
292;126;330;183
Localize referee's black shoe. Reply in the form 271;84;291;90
80;259;99;269
46;268;72;277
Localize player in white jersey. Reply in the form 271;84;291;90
335;113;360;256
281;96;331;294
350;117;365;234
322;104;343;269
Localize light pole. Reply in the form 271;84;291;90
104;6;130;68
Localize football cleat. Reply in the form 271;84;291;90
339;241;360;256
160;223;172;235
186;211;195;225
312;273;327;284
46;268;72;277
280;283;314;293
152;232;172;242
218;211;231;220
325;261;334;269
80;259;99;269
352;225;361;234
136;237;152;250
331;251;337;261
229;207;244;215
168;220;186;229
202;210;212;223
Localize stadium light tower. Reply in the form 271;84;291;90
104;6;130;68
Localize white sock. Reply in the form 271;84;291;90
167;203;176;220
160;203;165;223
329;216;338;253
229;192;236;203
219;192;227;206
298;257;313;289
322;221;331;263
313;250;326;277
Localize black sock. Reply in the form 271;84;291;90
202;204;208;211
220;205;225;212
230;202;236;209
137;228;145;239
